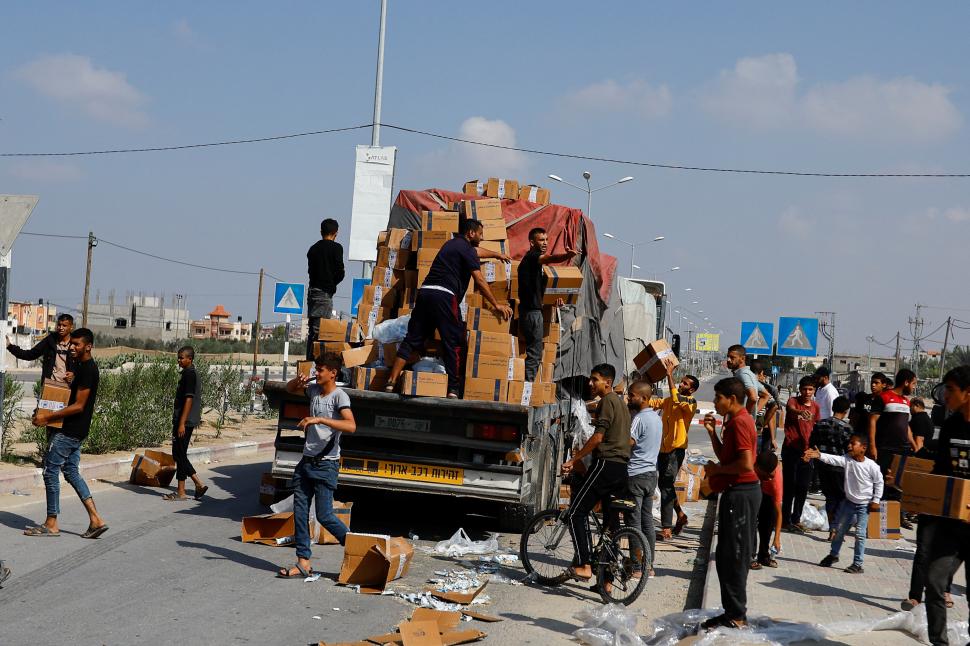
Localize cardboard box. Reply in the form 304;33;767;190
381;228;414;250
542;265;583;294
541;342;558;365
462;378;508;402
400;371;448;397
888;454;935;491
559;483;571;509
867;501;902;540
463;293;485;309
38;379;71;429
459;199;504;223
318;318;359;342
342;343;397;369
466;354;524;381
900;472;970;521
241;512;295;546
480;260;513;286
467;331;518;359
633;339;680;383
129;450;177;487
377;246;412;270
462;180;485;196
542;292;579;306
352;367;391;391
410;230;452;251
538;362;556;383
518;184;551;205
420;211;459;233
356;304;391;339
314;341;352;359
478;240;509;256
466;308;511;334
296;360;315;379
675;464;705;504
372;266;405;291
507;380;542;407
311;501;353;545
338;533;415;593
540;381;557;404
362;284;399;310
480;222;508;241
259;472;293;506
484;177;519;200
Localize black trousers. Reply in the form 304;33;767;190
398;289;466;394
172;424;196;481
818;463;846;521
925;518;970;645
781;446;812;526
715;482;762;621
565;460;628;566
658;448;686;529
909;515;954;603
876;450;905;526
521;310;544;382
756;493;776;562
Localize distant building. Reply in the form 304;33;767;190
832;353;898;376
190;305;252;342
84;291;191;342
8;301;57;335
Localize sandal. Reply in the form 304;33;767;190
761;558;778;568
276;563;312;579
901;599;920;611
162;493;191;501
383;383;396;394
566;567;593;582
81;525;109;539
674;514;689;536
701;614;744;630
749;561;762;570
24;525;60;537
194;486;209;501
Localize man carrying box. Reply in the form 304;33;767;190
306;218;345;359
651;365;698;540
517;228;576;381
278;353;356;578
386;219;512;399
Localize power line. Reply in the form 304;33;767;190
19;232;87;240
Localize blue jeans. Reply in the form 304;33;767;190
43;433;92;517
830;500;869;567
293;457;347;559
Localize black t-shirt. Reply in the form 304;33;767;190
423;237;481;297
174;366;203;428
61;358;99;441
307;239;345;293
871;390;910;452
517;249;546;312
910;411;935;452
810;417;853;457
933;411;970;479
851;392;872;436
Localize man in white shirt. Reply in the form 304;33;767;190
814;367;840;420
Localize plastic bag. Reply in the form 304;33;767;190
799;503;828;532
571;398;596;468
412;356;447;374
573;604;645;646
434;528;499;557
372;314;410;344
827;605;970;645
647;609;827;646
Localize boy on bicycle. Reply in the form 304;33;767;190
561;363;631;582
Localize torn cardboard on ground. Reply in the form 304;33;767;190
129;450;177;487
338;533;415;593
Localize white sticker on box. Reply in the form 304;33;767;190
400;231;412;249
476;181;483;195
483;262;496;283
388;249;398;267
504;261;512;281
460;301;468;320
879;501;888;538
497;178;506;199
366;309;378;338
507;359;515;381
372;285;384;306
38;399;66;412
641;348;675;372
528;186;538;202
521;381;534;406
381;268;393;289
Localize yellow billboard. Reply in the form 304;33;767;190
695;333;720;352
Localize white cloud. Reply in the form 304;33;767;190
702;53;961;142
8;160;83;182
943;207;970;223
777;206;813;239
14;54;149;128
563;79;672;119
173;19;201;46
454;116;529;176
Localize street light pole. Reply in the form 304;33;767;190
371;0;388;146
548;172;633;219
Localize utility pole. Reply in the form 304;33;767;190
371;0;388;147
252;268;264;378
816;311;836;370
939;317;953;380
894;332;902;372
82;231;97;328
909;303;924;376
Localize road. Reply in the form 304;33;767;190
0;454;709;645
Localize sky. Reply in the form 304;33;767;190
3;1;970;357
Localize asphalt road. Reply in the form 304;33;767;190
0;454;706;645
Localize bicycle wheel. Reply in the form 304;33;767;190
519;509;574;585
595;526;649;605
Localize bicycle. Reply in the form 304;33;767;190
519;496;650;605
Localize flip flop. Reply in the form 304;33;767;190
701;614;744;631
566;567;593;582
163;493;191;501
749;561;763;570
673;515;689;535
276;563;312;579
23;525;60;537
81;525;109;540
193;486;209;501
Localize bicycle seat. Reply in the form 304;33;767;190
608;496;638;513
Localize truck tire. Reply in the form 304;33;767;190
499;502;535;533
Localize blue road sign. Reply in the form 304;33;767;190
776;317;819;357
350;278;369;317
273;282;305;315
740;321;773;354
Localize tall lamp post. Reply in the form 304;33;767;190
548;172;633;218
603;233;664;276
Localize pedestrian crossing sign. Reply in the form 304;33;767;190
273;282;305;314
775;317;819;357
739;321;773;354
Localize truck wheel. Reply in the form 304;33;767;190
499;502;535;533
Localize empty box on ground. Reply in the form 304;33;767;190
241;512;295;546
311;501;353;545
867;501;901;539
633;339;680;383
338;533;414;593
38;379;71;429
130;450;177;487
400;371;448;397
259;472;293;506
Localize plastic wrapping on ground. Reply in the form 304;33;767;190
574;604;646;646
798;502;829;532
826;604;969;645
434;528;500;557
371;315;410;344
412;356;447;374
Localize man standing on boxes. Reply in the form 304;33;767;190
517;227;577;382
25;328;109;539
306;218;345;359
386;219;512;399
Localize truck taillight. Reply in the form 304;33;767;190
282;402;310;420
470;423;519;443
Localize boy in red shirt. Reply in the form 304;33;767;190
702;377;761;630
782;376;820;533
751;451;782;569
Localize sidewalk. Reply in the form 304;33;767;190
704;494;968;644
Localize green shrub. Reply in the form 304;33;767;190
1;375;25;459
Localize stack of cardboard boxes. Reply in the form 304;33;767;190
312;180;579;406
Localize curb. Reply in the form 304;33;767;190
1;439;276;494
684;495;719;610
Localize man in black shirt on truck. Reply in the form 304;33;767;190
306;218;345;359
25;328;109;539
517;228;576;382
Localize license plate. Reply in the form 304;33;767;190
339;457;463;486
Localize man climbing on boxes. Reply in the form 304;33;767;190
386;219;512;399
517;227;577;382
306;218;345;359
